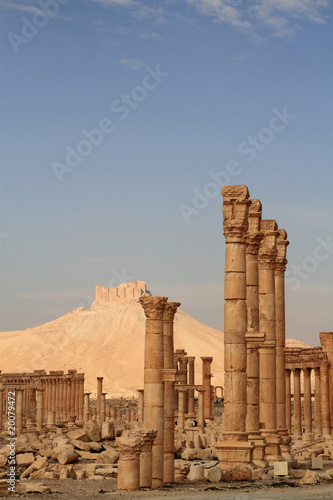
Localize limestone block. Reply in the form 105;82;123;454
202;461;220;469
23;484;51;494
223;465;252;482
193;434;202;449
16;453;35;467
84;423;101;442
59;468;70;480
101;422;114;440
326;469;333;478
42;440;53;451
29;468;48;479
84;464;98;474
317;472;332;482
67;429;89;442
310;456;323;470
181;448;197;461
187;440;195;449
174;439;186;454
188;464;205;481
174;459;190;480
114;424;126;437
76;470;86;480
38;450;52;458
310;445;324;456
72;440;91;452
299;470;318;484
0;455;7;467
57;447;79;465
88;442;103;452
95;467;117;477
51;444;74;460
204;466;222;482
96;448;120;464
53;437;70;448
76;451;98;460
273;461;289;476
195;449;213;460
43;471;57;479
291;469;306;479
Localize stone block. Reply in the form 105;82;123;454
273;461;289;476
67;429;89;442
300;470;318;484
101;422;114;440
84;423;101;442
223;465;252;482
57;447;79;465
311;456;323;470
95;466;117;477
29;468;48;479
181;447;197;461
76;451;98;460
76;470;86;480
88;442;103;452
16;453;35;467
96;448;120;464
23;484;51;494
72;440;90;452
0;455;7;468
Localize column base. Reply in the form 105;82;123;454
261;431;283;462
215;440;254;470
248;433;268;468
302;432;314;443
278;429;293;460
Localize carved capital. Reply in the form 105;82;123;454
132;429;157;452
275;259;287;275
246;232;263;254
258;247;277;269
222;185;250;243
139;296;168;320
116;435;143;460
163;302;181;321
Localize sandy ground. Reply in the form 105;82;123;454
5;478;333;500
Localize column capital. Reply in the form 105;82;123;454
245;331;265;345
187;356;195;363
116;435;143;460
258;220;278;269
163;302;181;321
139;296;168;319
201;357;213;363
246;199;263;254
97;377;103;381
132;429;157;452
275;228;289;274
222;185;250;243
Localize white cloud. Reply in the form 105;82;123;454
119;57;146;70
0;0;44;14
187;0;331;38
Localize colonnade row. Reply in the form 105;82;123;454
284;365;331;441
217;185;291;469
0;370;85;433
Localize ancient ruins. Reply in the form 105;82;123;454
0;184;333;494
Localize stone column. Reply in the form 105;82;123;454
100;393;106;423
97;377;103;422
78;377;84;422
70;376;75;416
258;219;282;461
162;301;180;484
177;389;185;431
74;378;80;419
320;361;330;435
111;405;116;421
55;379;60;423
216;185;253;469
275;229;291;458
116;435;143;491
0;389;3;431
36;389;44;433
137;390;144;423
303;368;312;441
16;389;23;436
140;295;168;487
293;368;302;437
314;367;322;436
58;379;63;423
285;369;292;432
187;357;195;417
197;388;205;433
133;429;157;488
201;357;213;419
319;332;333;433
84;393;90;422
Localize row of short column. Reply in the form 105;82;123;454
285;364;330;440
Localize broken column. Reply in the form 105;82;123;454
137;389;144;423
84;393;90;422
134;429;158;488
303;368;313;441
97;377;103;422
116;435;143;491
216;185;253;468
293;368;302;437
36;389;44;433
187;356;195;417
16;389;23;436
140;295;168;487
314;367;322;436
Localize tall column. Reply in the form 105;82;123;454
63;378;68;422
16;389;23;436
319;332;333;433
216;185;253;469
78;377;84;422
137;390;144;423
162;301;180;484
258;219;282;461
55;379;60;423
110;405;116;421
140;295;168;487
201;357;213;419
293;368;302;437
36;389;44;433
314;367;322;436
74;377;80;419
285;369;292;432
177;390;185;431
70;377;75;416
303;368;313;441
187;357;195;416
97;377;103;422
100;393;106;422
84;393;91;422
275;229;291;458
320;361;330;435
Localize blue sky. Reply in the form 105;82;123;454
0;0;332;346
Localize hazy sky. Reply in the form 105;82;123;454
0;0;332;347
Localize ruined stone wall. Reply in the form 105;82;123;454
95;281;151;303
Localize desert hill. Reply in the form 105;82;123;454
0;282;310;396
